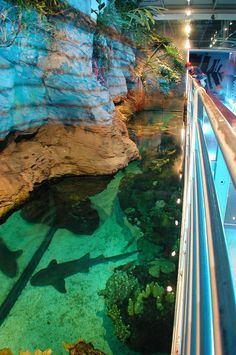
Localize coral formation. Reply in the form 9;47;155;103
64;339;105;355
19;350;52;355
0;350;52;355
107;304;131;343
101;265;176;353
99;270;138;308
0;349;12;355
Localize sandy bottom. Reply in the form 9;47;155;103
0;170;141;355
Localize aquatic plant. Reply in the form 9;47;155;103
148;258;176;278
101;265;176;353
119;158;182;257
127;281;165;315
107;304;131;343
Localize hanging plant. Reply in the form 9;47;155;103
0;5;22;47
10;0;66;15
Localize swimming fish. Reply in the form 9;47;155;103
30;250;140;293
0;238;23;278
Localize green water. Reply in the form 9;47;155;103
0;110;183;354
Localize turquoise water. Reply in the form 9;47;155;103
0;110;183;354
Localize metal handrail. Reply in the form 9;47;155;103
196;120;236;354
192;79;236;188
171;76;236;355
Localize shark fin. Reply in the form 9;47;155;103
78;253;91;272
14;249;23;258
79;253;90;261
48;259;58;267
80;268;90;273
52;278;66;293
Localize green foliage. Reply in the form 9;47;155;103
115;0;142;13
148;258;176;278
10;0;66;15
93;0;163;37
127;281;174;317
164;44;179;58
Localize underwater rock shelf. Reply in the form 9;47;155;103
0;119;139;220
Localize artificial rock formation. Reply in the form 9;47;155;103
0;117;139;219
0;1;141;218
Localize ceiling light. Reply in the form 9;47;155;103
186;9;191;16
224;27;228;31
230;22;232;25
185;23;191;35
209;44;212;48
185;39;191;49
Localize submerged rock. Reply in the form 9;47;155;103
20;176;112;234
64;339;105;355
0;349;12;355
0;117;139;220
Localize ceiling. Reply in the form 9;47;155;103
139;1;236;50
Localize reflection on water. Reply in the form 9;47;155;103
0;110;183;354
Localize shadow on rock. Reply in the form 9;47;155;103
21;176;112;235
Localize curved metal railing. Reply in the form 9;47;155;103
171;76;236;355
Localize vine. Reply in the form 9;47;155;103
10;0;66;15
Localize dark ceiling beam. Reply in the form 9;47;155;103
140;1;236;10
153;10;236;21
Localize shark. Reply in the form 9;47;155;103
0;238;23;278
30;250;139;293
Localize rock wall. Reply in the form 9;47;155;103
0;0;141;138
0;0;140;219
0;117;139;219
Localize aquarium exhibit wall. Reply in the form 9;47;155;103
0;0;187;354
0;0;145;219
